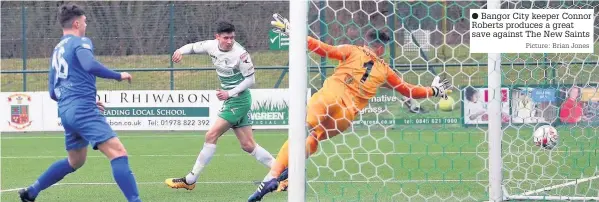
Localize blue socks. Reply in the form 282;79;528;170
27;158;75;198
26;156;140;202
111;156;141;202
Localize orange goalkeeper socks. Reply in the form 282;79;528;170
269;141;289;178
269;135;320;178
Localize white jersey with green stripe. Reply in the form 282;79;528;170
183;40;255;90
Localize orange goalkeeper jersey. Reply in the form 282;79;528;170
307;36;433;110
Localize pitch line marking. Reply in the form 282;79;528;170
0;131;477;140
3;178;595;193
2;149;595;159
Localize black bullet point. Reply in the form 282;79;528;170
472;13;478;19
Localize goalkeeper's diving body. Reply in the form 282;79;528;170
164;21;275;190
248;14;451;202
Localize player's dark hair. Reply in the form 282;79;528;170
216;21;235;34
59;3;85;28
365;29;391;47
465;87;478;102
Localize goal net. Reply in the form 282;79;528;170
291;0;599;201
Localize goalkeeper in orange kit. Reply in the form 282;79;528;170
248;14;451;202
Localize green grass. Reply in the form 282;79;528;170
2;127;597;201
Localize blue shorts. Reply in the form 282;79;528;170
60;105;116;151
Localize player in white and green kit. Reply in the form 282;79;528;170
164;21;275;190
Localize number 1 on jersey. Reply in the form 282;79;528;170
52;47;68;79
360;60;374;83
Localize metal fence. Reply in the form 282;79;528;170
2;1;599;92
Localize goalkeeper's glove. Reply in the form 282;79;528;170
431;76;451;99
271;13;290;36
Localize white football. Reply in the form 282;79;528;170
533;125;559;150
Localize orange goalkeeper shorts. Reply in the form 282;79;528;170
306;90;358;141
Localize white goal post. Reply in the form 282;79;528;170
488;1;598;201
288;1;308;202
487;1;504;201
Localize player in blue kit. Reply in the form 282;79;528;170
18;3;141;202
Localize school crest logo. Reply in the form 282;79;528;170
7;94;32;130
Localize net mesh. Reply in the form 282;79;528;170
305;0;599;201
498;1;599;200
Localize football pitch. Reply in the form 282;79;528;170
2;127;597;202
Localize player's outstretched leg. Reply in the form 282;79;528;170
247;138;311;202
248;177;280;202
97;137;141;202
247;135;320;202
19;143;87;201
233;125;275;181
276;168;289;192
249;99;354;201
164;142;216;190
19;159;75;201
61;104;141;202
164;117;231;190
